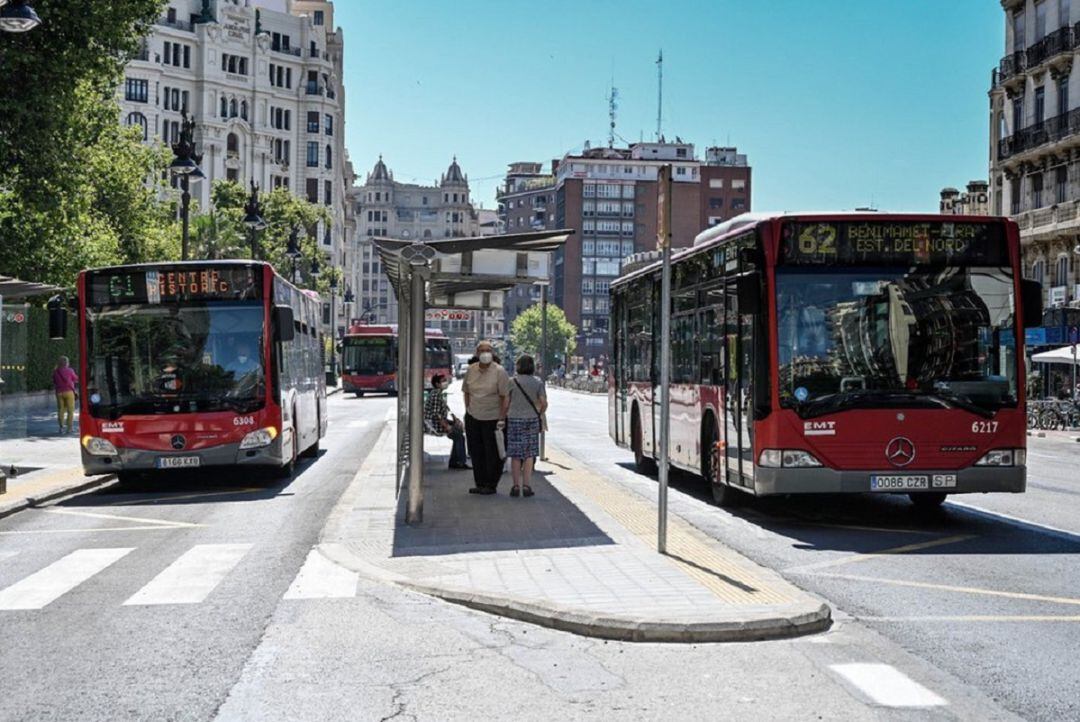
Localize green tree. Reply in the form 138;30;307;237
510;303;578;373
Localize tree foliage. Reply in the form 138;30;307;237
0;0;173;286
510;303;578;373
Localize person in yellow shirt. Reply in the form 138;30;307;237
461;341;509;495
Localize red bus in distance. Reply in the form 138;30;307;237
75;261;327;481
609;212;1042;509
341;324;453;397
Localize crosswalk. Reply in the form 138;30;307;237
0;544;359;611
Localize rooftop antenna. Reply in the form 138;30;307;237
656;49;663;141
608;80;619;149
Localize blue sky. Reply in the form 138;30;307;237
338;1;1003;213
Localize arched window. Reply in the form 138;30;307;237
1055;254;1070;286
240;100;248;121
325;145;332;169
227;133;239;155
1030;258;1045;284
999;112;1007;140
125;112;148;141
229;99;237;117
220;97;228;118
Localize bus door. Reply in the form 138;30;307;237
723;278;755;488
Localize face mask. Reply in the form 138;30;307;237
238;355;248;363
479;352;493;364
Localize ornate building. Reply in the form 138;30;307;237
990;0;1080;308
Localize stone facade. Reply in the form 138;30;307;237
940;181;990;215
990;0;1080;307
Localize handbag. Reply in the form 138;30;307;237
513;377;548;432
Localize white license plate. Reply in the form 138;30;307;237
156;456;201;469
932;474;957;489
870;475;929;491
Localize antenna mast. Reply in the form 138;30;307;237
656;49;663;141
608;82;619;148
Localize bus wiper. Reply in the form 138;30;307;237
797;389;878;419
921;390;995;419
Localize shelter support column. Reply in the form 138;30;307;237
406;267;426;525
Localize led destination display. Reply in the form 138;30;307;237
781;221;1009;266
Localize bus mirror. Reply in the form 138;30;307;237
47;296;67;340
737;274;762;315
274;305;296;342
1021;280;1043;329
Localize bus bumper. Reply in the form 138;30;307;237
81;436;290;475
751;466;1026;496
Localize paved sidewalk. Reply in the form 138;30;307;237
322;425;830;642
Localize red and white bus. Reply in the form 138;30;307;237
340;324;453;397
73;261;327;480
610;213;1042;508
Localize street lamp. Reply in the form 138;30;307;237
243;179;266;260
328;272;339;375
0;0;41;32
170;113;203;261
343;286;355;326
286;226;303;284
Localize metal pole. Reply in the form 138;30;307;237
396;287;409;497
250;227;257;260
406;267;426;524
658;242;671;553
181;175;191;261
1073;343;1077;403
540;283;548;461
330;286;337;375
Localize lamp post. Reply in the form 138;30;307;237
243;180;266;259
0;0;41;32
170;113;203;261
328;272;339;376
286;226;303;284
343;286;355;326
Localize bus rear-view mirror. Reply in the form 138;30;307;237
274;305;296;342
1020;280;1043;329
736;274;762;315
47;296;67;340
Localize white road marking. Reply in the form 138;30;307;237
830;663;947;708
348;420;370;429
123;543;252;606
42;508;201;528
284;547;358;599
946;500;1080;545
0;548;134;611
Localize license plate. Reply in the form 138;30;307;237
156;456;200;469
870;475;929;491
932;474;957;489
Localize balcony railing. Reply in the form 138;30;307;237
306;83;323;95
996;25;1079;87
998;106;1080;160
158;16;193;32
273;46;302;57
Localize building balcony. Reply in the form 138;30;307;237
306;83;324;96
157;16;193;32
995;25;1077;89
1014;199;1080;241
273;46;302;58
1027;26;1074;67
997;107;1080;161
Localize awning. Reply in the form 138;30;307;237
1032;345;1080;365
0;275;62;300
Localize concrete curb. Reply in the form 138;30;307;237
0;473;118;520
322;425;832;644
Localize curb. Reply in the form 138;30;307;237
321;425;832;644
0;473;118;521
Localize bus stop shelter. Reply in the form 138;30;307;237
372;229;573;524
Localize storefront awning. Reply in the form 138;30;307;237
1032;345;1080;365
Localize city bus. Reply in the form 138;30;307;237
609;213;1042;508
70;261;327;481
340;324;453;396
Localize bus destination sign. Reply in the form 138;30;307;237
89;267;262;305
781;221;1009;266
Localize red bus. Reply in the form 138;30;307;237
610;213;1042;508
340;324;453;397
73;261;327;481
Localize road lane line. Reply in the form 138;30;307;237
283;546;358;599
123;543;252;606
0;548;134;610
42;508;200;528
815;572;1080;607
0;526;199;536
784;534;975;573
107;488;264;506
859;615;1080;622
830;663;947;707
945;500;1080;545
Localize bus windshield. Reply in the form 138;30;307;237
775;266;1018;417
343;337;395;375
86;301;266;416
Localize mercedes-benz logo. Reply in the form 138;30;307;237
885;437;916;467
171;435;187;451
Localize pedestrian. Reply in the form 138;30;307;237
52;355;78;435
425;373;470;469
462;340;510;495
505;354;547;498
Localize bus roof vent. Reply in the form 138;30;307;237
620;250;663;276
693;212;769;247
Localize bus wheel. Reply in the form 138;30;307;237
704;418;740;507
909;492;947;510
632;409;657;475
354;391;364;398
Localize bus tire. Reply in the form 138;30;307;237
355;391;365;398
909;492;947;510
632;407;657;476
703;415;740;507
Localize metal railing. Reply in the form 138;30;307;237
158;16;193;32
998;106;1080;160
995;25;1079;87
273;46;302;57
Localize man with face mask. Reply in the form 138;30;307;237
424;374;469;469
228;343;260;377
461;340;510;494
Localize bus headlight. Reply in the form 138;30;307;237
975;449;1025;466
239;427;278;450
758;450;823;468
82;436;117;457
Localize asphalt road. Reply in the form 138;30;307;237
544;387;1080;722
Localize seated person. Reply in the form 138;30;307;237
424;373;469;469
